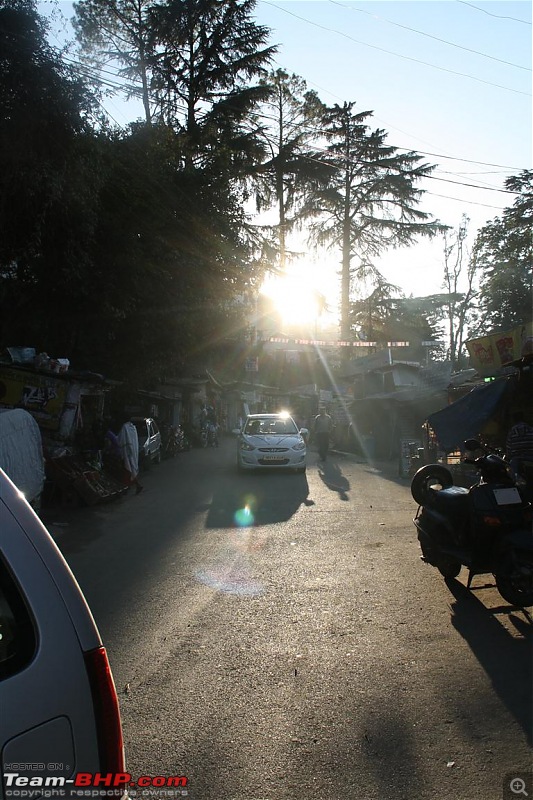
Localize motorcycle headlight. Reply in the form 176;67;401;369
292;440;306;451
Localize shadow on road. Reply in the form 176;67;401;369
445;577;532;744
317;458;350;500
204;469;313;528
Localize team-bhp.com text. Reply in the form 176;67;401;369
4;773;188;791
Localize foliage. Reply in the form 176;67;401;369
0;0;99;346
0;2;265;383
73;0;157;124
473;170;533;330
349;282;443;362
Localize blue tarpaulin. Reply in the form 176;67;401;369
427;377;514;452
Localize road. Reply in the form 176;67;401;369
46;437;532;800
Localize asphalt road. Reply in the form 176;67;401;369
47;437;532;800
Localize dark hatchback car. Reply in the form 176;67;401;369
0;468;127;795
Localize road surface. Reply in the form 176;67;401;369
47;437;532;800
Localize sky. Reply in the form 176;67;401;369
40;1;532;316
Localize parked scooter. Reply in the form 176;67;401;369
411;439;533;607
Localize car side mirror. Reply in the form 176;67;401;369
232;428;242;435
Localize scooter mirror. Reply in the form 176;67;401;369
464;438;482;451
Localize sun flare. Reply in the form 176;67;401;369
260;263;338;330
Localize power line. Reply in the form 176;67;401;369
425;192;506;210
457;1;532;25
329;0;531;71
261;0;531;97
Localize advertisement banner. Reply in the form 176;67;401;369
0;367;67;430
466;322;533;377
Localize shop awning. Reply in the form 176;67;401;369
427;377;514;452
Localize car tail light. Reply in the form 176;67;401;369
84;646;126;776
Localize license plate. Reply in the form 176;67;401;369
493;487;522;505
263;456;284;462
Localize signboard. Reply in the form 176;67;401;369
466;322;533;377
0;367;67;430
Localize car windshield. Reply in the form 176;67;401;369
245;418;298;436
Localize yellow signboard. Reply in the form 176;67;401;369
466;322;533;377
0;367;67;430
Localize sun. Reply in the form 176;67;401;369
260;262;338;331
260;274;319;326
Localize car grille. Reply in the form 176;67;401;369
258;447;289;453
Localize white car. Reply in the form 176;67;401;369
132;417;162;467
236;413;307;473
0;468;127;796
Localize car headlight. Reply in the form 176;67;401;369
240;441;256;451
292;440;306;451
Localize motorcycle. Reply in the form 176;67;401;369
411;439;533;607
162;424;191;458
162;424;178;458
174;424;191;452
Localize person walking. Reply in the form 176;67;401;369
314;407;333;462
118;417;144;495
506;411;533;480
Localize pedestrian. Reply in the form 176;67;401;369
118;416;144;495
506;410;533;480
102;419;123;480
314;407;333;462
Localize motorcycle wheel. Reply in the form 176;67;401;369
495;557;533;607
411;464;453;506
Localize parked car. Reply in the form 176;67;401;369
235;412;308;473
0;468;127;795
132;417;161;467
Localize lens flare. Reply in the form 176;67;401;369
234;503;254;527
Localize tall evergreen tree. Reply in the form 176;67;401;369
147;0;276;167
302;102;441;340
253;69;325;271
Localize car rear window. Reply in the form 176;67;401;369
0;556;36;680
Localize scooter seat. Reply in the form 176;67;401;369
431;485;470;518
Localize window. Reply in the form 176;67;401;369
0;556;36;680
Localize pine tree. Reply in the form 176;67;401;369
302;102;441;340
